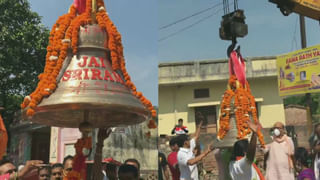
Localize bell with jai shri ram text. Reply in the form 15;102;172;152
28;24;149;128
213;50;271;148
213;96;272;148
21;0;157;129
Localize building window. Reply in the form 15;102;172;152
195;106;217;134
194;88;209;99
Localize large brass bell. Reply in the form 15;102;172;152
214;100;240;148
214;98;272;148
28;24;149;128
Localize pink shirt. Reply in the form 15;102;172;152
0;173;10;180
265;136;295;180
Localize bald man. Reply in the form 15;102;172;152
262;122;295;180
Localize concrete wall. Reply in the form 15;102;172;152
101;121;158;171
284;106;310;149
159;56;277;85
285;106;308;126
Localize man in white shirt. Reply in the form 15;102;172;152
177;121;213;180
102;169;107;180
229;121;264;180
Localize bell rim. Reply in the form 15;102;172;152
22;103;150;128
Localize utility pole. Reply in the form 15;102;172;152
299;15;313;135
299;15;307;48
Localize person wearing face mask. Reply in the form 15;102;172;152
261;122;295;180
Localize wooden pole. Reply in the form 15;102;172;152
299;15;313;136
299;15;307;48
92;128;112;180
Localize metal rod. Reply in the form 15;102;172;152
92;0;97;13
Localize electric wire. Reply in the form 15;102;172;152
159;2;235;42
159;1;223;30
159;7;224;42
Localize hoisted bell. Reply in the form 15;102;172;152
214;98;272;148
28;24;149;128
214;100;240;148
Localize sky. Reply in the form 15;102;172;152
27;0;320;106
159;0;320;61
28;0;158;104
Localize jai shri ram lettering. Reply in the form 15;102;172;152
62;55;124;84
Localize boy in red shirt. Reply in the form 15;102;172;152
171;119;188;135
167;137;180;180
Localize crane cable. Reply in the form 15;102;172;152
223;0;239;15
159;3;234;42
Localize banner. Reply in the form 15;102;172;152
277;44;320;96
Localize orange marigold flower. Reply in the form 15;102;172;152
147;120;157;129
26;109;35;116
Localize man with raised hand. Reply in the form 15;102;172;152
229;121;265;180
177;121;213;180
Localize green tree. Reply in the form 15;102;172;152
0;0;49;128
284;93;320;118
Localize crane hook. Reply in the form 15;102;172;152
227;37;237;57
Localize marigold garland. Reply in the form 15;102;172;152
217;75;265;147
21;0;157;129
64;136;92;180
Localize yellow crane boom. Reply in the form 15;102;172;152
270;0;320;20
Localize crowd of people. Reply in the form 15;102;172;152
2;118;320;180
0;155;144;180
159;118;320;180
159;119;214;180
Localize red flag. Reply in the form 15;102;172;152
0;114;8;160
73;0;86;14
229;50;246;87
